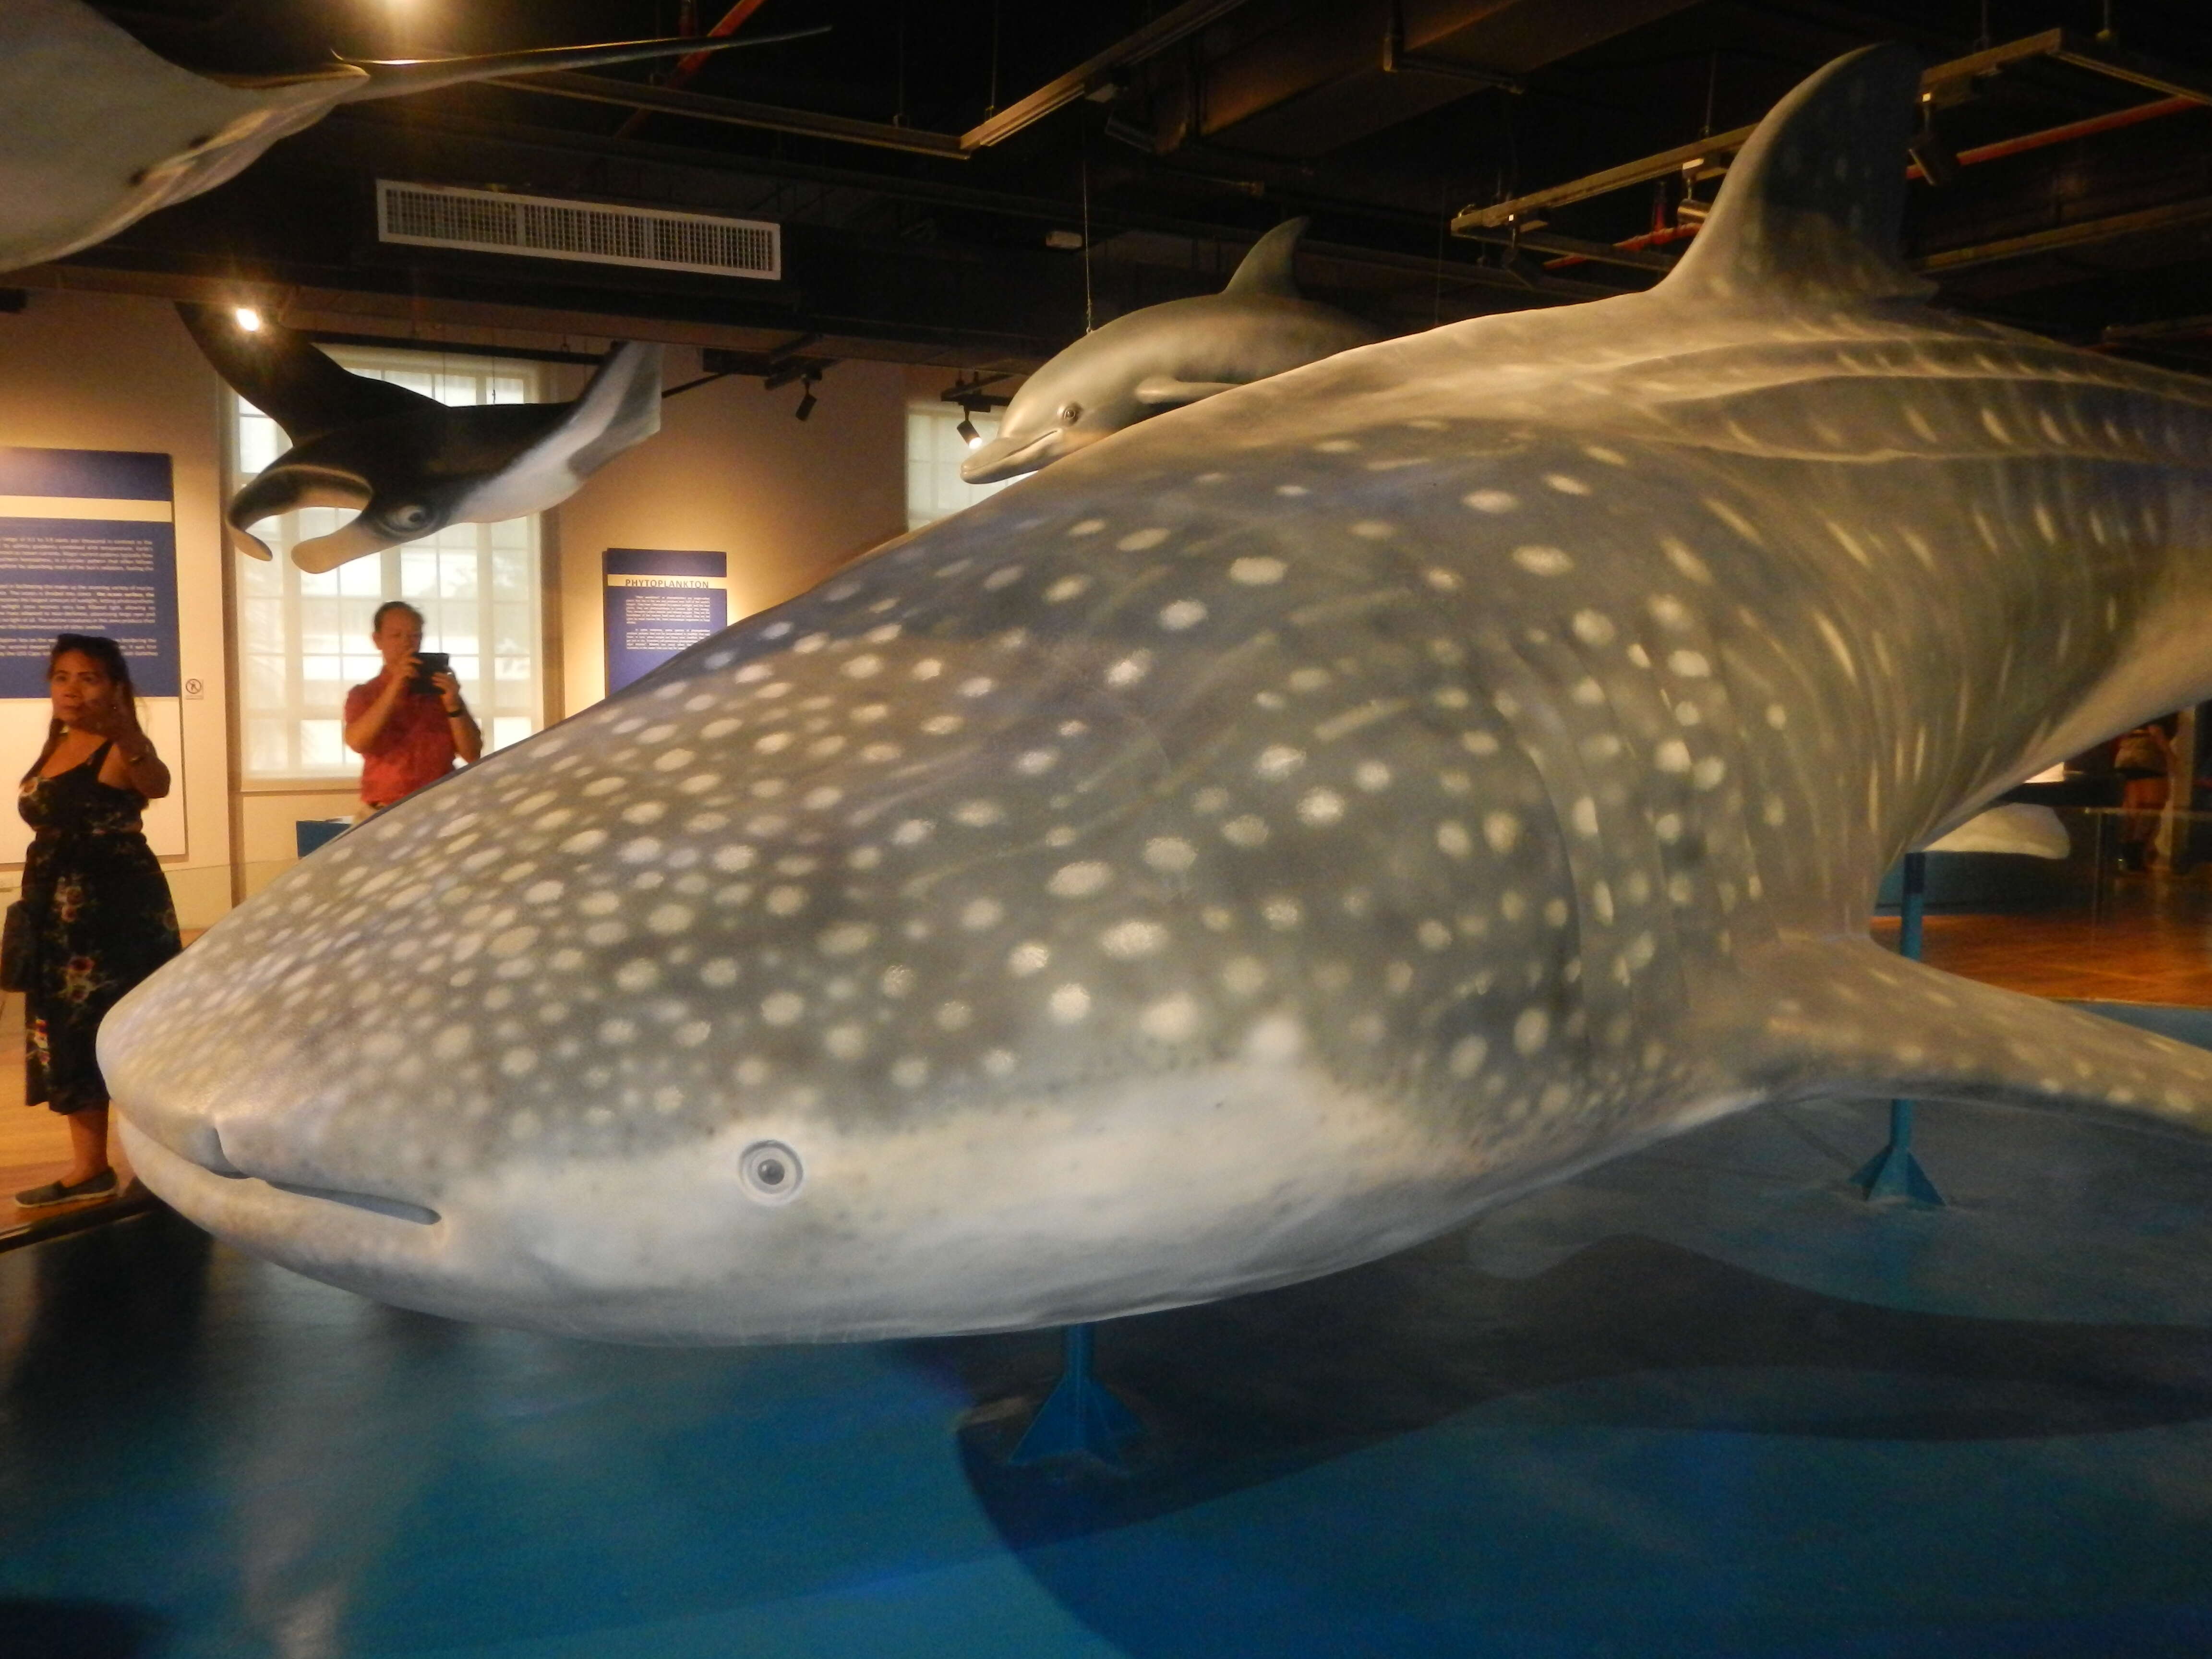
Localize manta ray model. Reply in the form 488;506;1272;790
961;218;1377;484
107;44;2212;1345
180;304;663;572
0;0;823;274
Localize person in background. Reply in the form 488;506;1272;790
13;634;181;1208
2113;716;2176;873
343;600;481;818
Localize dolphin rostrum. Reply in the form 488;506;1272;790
180;304;663;573
961;218;1378;485
0;0;825;274
107;44;2212;1345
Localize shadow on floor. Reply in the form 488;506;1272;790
926;1229;2212;1551
0;1599;168;1659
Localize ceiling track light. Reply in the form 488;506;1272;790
955;414;981;447
233;305;263;332
793;372;820;421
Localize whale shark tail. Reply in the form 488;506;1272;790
1719;938;2212;1141
1661;43;1934;308
1221;216;1311;300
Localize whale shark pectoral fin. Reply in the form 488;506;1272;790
1221;216;1310;299
1660;44;1933;307
291;517;403;574
1725;938;2212;1138
1134;376;1244;407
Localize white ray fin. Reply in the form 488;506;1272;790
1718;938;2212;1136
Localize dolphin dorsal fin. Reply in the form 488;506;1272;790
1662;44;1933;307
1222;217;1309;298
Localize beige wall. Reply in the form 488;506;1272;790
0;295;911;917
0;291;235;927
548;350;908;718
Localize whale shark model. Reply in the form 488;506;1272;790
106;44;2212;1344
961;218;1378;484
180;304;664;572
0;0;824;274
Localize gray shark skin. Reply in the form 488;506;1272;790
106;45;2212;1345
962;218;1378;484
0;0;822;275
180;304;664;572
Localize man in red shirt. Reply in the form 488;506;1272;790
343;601;482;816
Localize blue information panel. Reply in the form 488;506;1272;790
0;447;180;697
603;548;729;695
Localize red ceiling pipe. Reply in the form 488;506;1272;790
1542;94;2205;270
615;0;775;138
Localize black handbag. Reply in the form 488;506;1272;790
0;898;34;993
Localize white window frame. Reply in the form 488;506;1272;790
227;345;547;786
906;400;1013;531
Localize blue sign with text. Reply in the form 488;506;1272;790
603;548;729;695
0;447;180;697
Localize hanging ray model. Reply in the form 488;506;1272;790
961;218;1378;484
105;44;2212;1345
0;0;825;274
180;304;663;572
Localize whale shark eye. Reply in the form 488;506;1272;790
1058;401;1082;425
740;1140;804;1205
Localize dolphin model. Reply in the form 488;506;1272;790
106;44;2212;1345
0;0;824;274
180;304;664;572
961;218;1378;484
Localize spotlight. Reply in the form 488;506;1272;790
794;379;818;421
956;415;981;447
233;306;263;332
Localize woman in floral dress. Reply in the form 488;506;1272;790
12;634;180;1208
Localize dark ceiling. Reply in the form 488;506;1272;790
39;0;2212;381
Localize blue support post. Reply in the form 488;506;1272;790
1009;1323;1142;1468
1854;851;1945;1205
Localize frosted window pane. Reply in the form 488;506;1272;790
228;344;544;781
906;403;1008;531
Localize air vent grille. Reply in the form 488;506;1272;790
376;180;781;280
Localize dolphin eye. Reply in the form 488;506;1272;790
1058;402;1082;424
740;1140;804;1205
386;504;433;532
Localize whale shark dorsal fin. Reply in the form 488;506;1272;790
1661;43;1933;307
177;303;432;446
1722;938;2212;1137
1222;217;1310;299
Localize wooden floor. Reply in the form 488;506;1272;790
4;883;2211;1236
1872;871;2212;1006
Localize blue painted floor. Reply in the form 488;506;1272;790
5;1087;2212;1659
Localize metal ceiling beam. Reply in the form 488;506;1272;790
488;70;970;159
1916;195;2212;274
1455;29;2212;235
959;0;1261;150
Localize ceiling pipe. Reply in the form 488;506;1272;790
1455;28;2212;237
614;0;777;139
1538;90;2210;271
959;0;1261;150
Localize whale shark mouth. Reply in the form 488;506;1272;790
132;1117;443;1226
961;425;1064;484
